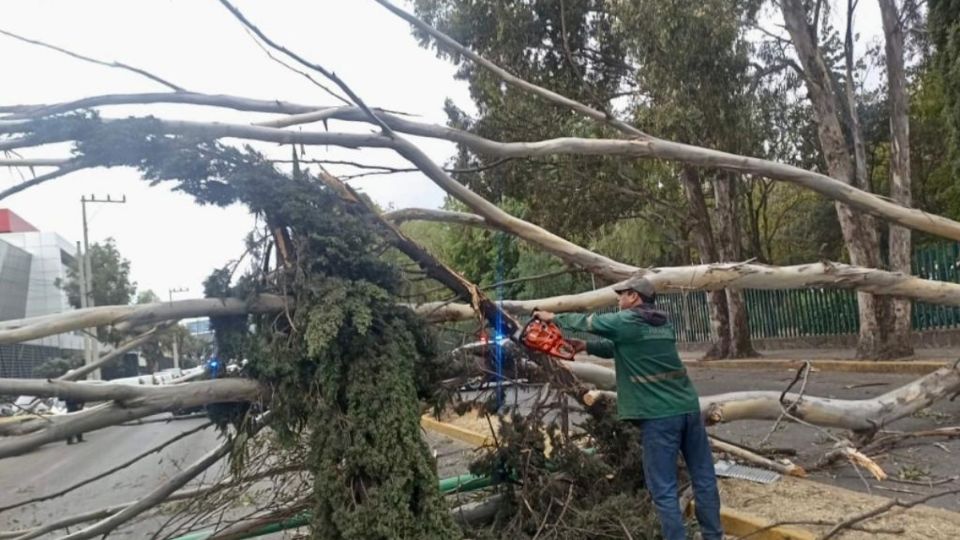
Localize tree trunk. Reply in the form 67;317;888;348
582;363;960;434
680;167;731;358
455;340;960;435
712;173;757;357
880;0;915;359
0;295;288;345
0;379;266;458
781;0;885;359
417;260;960;322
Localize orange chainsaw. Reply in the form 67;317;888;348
519;315;577;361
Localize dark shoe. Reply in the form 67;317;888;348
67;439;74;445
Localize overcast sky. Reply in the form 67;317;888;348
1;0;473;300
1;0;886;303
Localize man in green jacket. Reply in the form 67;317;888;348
534;276;723;540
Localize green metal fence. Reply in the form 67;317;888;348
653;242;960;343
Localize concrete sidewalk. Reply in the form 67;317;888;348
679;346;960;363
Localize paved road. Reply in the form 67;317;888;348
0;416;227;538
461;366;960;511
1;366;957;538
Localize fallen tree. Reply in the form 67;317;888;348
415;260;960;322
0;378;266;458
0;295;288;345
581;362;960;433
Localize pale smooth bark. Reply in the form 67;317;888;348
782;0;887;358
0;379;265;458
583;363;960;432
2;109;959;244
880;0;915;357
0;295;287;345
417;261;960;322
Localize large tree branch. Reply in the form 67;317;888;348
0;295;287;345
456;341;960;433
8;112;956;245
0;379;266;458
3;81;959;245
415;261;960;322
0;160;86;200
583;363;960;432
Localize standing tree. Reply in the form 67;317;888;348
879;0;916;357
61;237;137;309
411;0;762;357
779;0;908;358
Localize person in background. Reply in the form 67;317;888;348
65;398;85;444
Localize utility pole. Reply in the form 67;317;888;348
76;241;92;374
80;194;126;380
168;287;189;369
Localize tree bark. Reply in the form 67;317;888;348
680;167;731;359
880;0;915;358
455;341;960;435
0;379;266;458
712;173;757;357
416;260;960;322
0;295;287;345
582;363;960;433
781;0;885;359
4;108;960;245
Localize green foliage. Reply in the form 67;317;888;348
32;356;83;379
929;0;960;179
34;115;459;539
465;405;661;538
60;237;137;309
909;66;960;226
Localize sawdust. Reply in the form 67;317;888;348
720;476;960;539
435;407;502;440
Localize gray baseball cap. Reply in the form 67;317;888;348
613;275;656;297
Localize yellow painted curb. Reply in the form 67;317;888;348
685;358;949;375
422;416;816;540
713;506;814;540
421;415;494;447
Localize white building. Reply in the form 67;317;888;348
0;209;84;378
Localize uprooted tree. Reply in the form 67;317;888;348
2;0;960;538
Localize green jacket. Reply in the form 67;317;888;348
554;307;700;420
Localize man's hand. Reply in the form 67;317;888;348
533;309;556;322
568;338;587;354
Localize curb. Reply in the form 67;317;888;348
685;358;950;375
420;415;493;447
421;415;815;540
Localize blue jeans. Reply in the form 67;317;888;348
637;412;723;540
